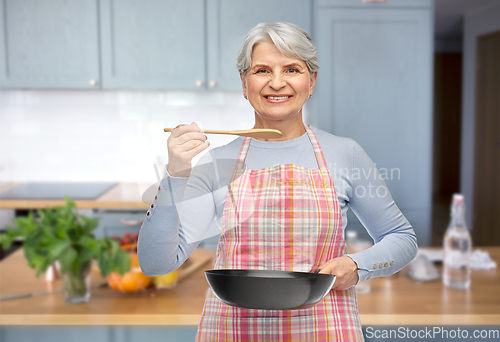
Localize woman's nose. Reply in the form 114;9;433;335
268;73;286;90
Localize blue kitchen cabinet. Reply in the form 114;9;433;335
315;0;432;7
309;0;433;245
0;0;100;89
109;327;198;342
0;327;110;342
99;0;206;90
0;0;312;90
100;0;312;90
206;0;312;90
0;327;198;342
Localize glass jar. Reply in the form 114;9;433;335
61;261;91;304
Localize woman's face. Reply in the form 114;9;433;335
241;41;317;124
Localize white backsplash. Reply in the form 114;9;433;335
0;90;260;183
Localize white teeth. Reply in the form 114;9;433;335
266;96;290;100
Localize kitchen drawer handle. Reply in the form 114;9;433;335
120;219;144;226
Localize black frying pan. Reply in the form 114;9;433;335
205;269;336;310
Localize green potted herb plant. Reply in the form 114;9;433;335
0;196;131;303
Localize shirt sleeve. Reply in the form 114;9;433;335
344;140;418;283
137;154;218;276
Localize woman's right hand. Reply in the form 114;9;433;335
166;122;210;178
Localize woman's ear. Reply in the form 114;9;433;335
240;73;248;98
309;71;318;96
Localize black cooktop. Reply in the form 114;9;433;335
0;182;117;200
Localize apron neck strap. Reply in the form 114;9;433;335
235;137;251;170
235;125;328;170
305;125;329;170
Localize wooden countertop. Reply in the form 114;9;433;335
0;182;152;209
0;248;499;326
0;248;215;326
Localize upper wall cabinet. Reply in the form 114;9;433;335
0;0;100;89
206;0;311;91
0;0;312;90
99;0;206;90
101;0;311;90
315;0;431;7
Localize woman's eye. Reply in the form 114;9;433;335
256;69;268;74
288;68;298;73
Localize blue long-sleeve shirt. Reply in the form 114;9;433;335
137;126;418;283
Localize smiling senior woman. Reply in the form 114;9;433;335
137;22;418;341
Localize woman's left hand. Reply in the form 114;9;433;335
318;256;359;290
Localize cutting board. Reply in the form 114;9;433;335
177;248;215;282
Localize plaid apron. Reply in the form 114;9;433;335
196;125;364;341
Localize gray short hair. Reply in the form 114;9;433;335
237;22;319;78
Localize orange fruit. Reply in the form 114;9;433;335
106;253;152;292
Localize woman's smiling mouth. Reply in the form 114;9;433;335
264;95;292;101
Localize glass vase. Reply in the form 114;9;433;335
61;261;91;304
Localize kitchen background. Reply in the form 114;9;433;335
1;0;498;247
0;0;499;340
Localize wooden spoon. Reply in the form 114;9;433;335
164;128;282;139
